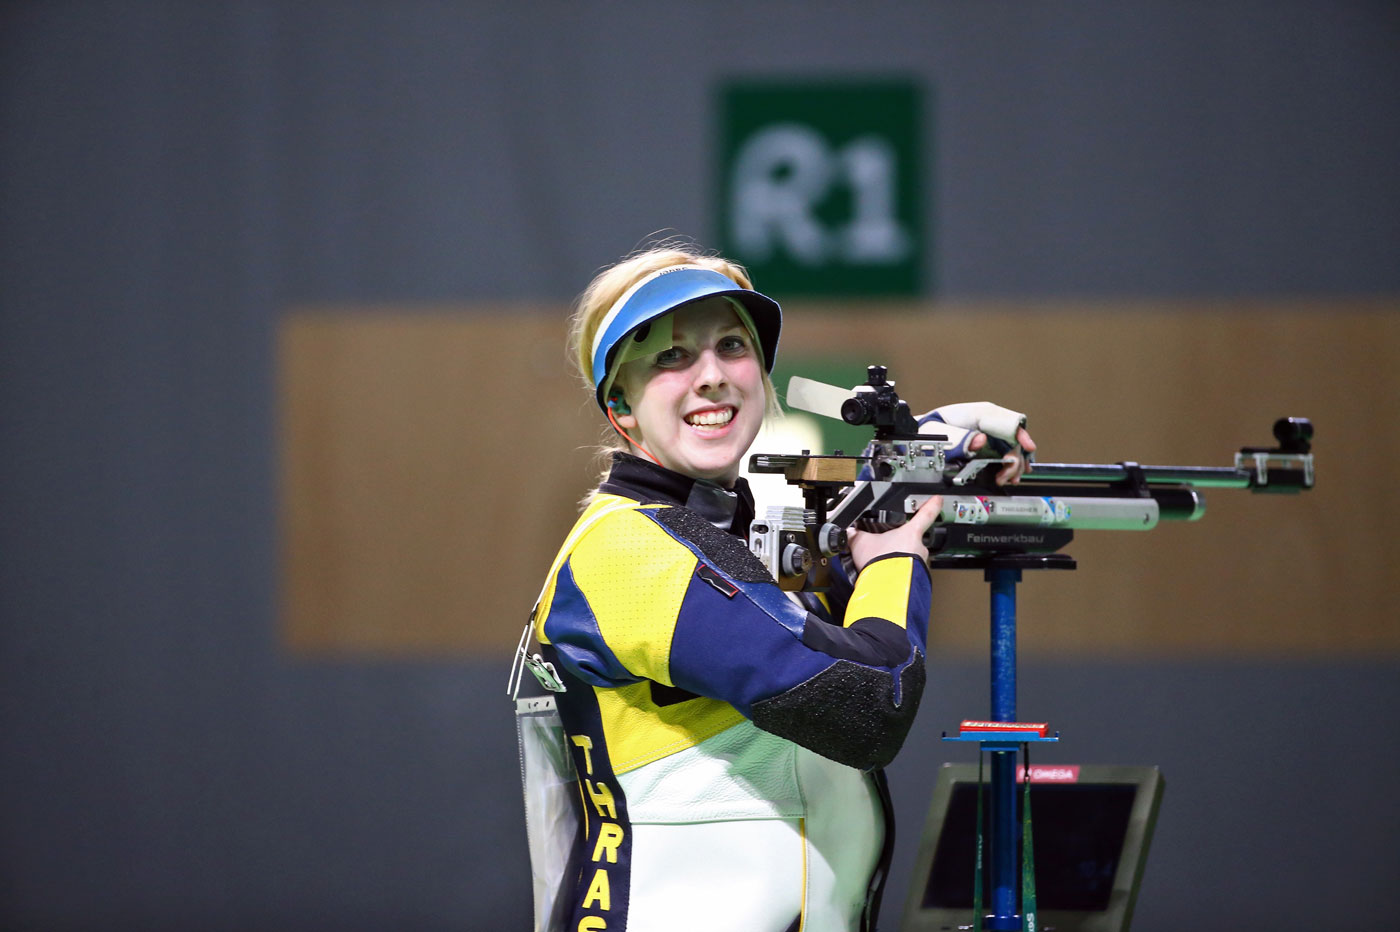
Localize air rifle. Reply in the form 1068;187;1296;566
747;365;1314;590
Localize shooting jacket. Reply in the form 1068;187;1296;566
527;453;932;932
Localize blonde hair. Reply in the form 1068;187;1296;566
568;240;781;501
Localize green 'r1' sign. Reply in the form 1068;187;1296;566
716;79;925;297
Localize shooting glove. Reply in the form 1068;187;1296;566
919;401;1027;459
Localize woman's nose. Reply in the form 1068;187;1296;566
693;349;727;393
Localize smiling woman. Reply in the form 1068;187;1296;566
610;298;766;485
567;248;784;494
516;241;948;932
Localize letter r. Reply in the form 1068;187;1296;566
592;822;624;863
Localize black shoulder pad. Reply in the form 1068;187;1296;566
647;505;772;584
750;656;926;771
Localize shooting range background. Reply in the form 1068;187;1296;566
3;3;1398;930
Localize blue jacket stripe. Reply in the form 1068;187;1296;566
667;577;846;715
635;509;809;638
543;559;641;688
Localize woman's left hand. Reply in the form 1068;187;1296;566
922;401;1035;485
967;425;1037;485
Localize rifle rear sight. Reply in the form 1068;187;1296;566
839;365;923;439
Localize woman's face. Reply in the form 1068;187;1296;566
613;298;766;487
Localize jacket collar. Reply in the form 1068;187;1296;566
599;453;756;535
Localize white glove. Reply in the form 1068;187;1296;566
918;402;1028;461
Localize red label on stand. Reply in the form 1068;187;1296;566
959;720;1049;736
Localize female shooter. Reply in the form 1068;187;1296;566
515;244;1033;932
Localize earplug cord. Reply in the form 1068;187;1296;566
607;404;662;467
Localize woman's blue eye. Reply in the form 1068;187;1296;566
655;347;684;366
719;335;748;353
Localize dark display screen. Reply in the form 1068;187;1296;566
921;783;1138;912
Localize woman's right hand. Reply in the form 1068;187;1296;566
845;493;943;573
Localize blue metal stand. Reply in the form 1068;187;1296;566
942;557;1068;931
987;566;1021;930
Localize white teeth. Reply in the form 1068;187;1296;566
685;408;734;427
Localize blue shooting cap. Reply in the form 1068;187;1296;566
589;265;782;412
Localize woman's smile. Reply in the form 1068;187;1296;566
684;405;736;429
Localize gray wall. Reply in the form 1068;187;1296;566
3;3;1398;929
